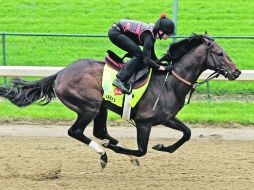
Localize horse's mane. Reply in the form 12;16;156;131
167;34;206;62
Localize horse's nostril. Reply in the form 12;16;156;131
233;70;241;77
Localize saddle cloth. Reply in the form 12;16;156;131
104;50;150;89
102;50;152;117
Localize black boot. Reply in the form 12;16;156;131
112;56;141;94
112;78;129;94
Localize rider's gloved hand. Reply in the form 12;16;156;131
158;64;173;72
164;64;173;72
158;65;166;71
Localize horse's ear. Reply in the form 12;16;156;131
204;31;209;35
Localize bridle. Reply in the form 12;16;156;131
170;38;225;104
153;37;227;110
204;40;229;77
172;40;219;85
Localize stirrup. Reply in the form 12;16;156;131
113;79;130;94
114;87;132;95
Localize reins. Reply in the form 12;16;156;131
171;69;220;104
152;72;170;110
172;70;192;86
185;71;220;104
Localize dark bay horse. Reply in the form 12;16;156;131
0;34;241;168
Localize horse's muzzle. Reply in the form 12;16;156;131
233;69;241;78
227;69;241;80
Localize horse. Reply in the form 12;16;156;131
0;34;241;168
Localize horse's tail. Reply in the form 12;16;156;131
0;73;58;107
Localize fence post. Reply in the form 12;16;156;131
206;81;211;100
2;33;7;86
172;0;178;42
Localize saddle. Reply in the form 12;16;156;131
104;50;150;89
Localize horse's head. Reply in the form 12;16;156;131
202;34;241;80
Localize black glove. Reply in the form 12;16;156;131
164;64;173;72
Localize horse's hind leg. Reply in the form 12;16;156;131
93;104;118;145
93;105;140;166
68;112;108;168
68;113;96;146
152;117;191;153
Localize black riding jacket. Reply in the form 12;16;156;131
116;20;160;69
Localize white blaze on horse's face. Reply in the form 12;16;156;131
206;40;241;80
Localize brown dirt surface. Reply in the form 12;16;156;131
0;124;254;190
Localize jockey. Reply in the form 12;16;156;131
108;13;175;94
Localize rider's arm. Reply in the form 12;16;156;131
142;32;161;70
151;43;158;61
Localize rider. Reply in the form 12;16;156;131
108;13;175;94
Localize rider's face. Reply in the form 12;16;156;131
162;34;169;40
157;30;170;40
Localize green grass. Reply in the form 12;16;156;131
195;81;254;95
0;0;253;93
0;0;253;123
0;100;253;125
178;101;254;124
178;0;254;36
0;0;253;69
0;101;76;120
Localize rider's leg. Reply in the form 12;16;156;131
108;28;143;93
108;28;142;56
113;56;142;93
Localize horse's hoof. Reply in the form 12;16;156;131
101;139;110;148
166;146;176;153
100;152;108;169
130;158;140;166
152;144;164;151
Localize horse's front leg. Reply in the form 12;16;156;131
103;122;152;157
153;117;191;153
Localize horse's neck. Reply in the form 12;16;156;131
169;45;206;99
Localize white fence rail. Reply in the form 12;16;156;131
0;66;253;81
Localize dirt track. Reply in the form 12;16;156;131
0;124;254;190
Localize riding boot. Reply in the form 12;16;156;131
113;56;141;94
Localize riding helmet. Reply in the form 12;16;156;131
154;13;175;38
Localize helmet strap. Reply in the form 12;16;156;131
158;18;165;40
158;31;164;40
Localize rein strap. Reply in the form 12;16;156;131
172;70;220;104
172;71;193;87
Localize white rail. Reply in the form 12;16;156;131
0;66;253;81
199;70;253;81
0;66;63;77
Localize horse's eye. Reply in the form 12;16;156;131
217;52;223;56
